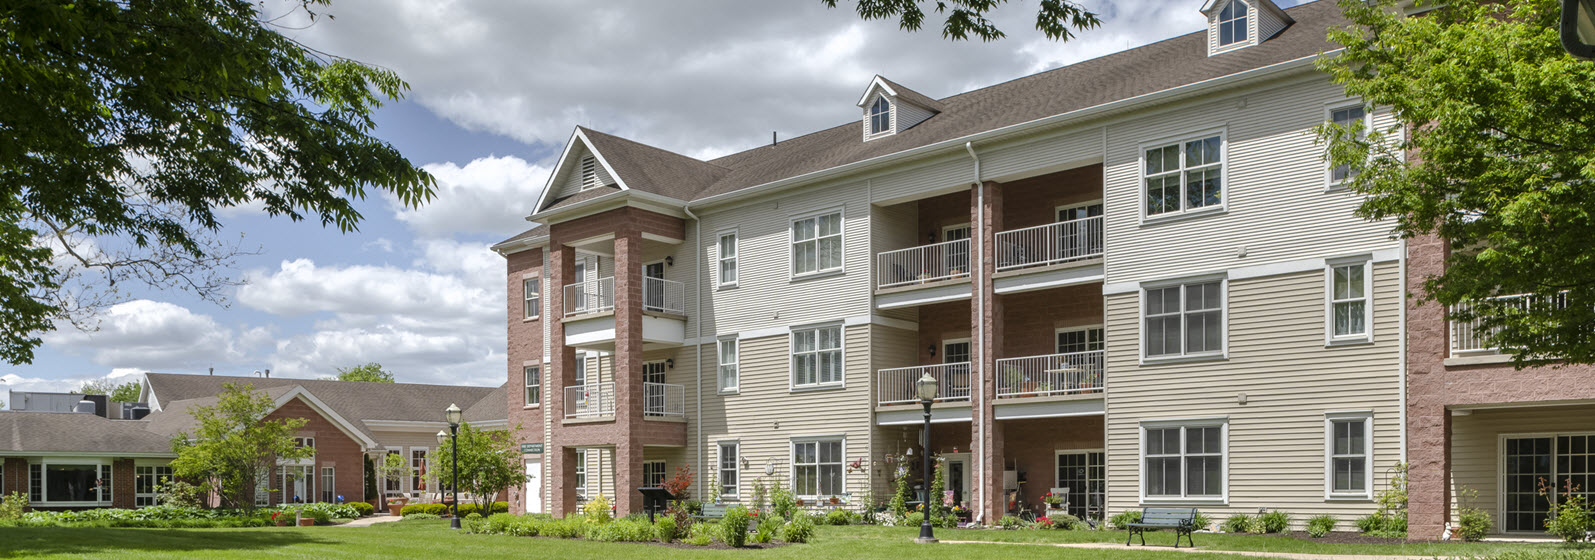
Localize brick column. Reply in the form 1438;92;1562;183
3;457;28;504
971;180;1005;522
613;229;645;514
547;243;580;517
1406;233;1451;539
111;459;135;509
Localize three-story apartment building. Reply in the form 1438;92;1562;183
495;0;1409;527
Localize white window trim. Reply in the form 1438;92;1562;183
717;336;740;394
1138;128;1229;225
1324;258;1375;346
134;464;174;507
789;436;846;499
717;441;741;500
1324;411;1374;501
788;207;846;281
788;322;847;391
1323;99;1373;191
940;222;971;240
523;362;542;409
1495;431;1595;532
941;337;972;364
523;277;541;320
1138;275;1229;364
1137;418;1229;505
1212;0;1254;53
1055;325;1106;354
865;95;894;139
643;460;667;489
717;229;739;289
574;450;588;499
1053;448;1107;512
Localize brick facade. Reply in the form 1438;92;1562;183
262;397;367;507
505;247;546;514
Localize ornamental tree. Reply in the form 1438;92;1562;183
433;423;526;513
168;383;312;511
820;0;1101;42
1319;0;1595;366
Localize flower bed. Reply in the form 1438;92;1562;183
0;503;361;528
466;504;815;548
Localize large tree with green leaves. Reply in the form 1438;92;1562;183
433;423;526;513
168;383;313;511
326;362;395;383
820;0;1100;42
1;0;434;365
75;379;141;402
1319;0;1595;366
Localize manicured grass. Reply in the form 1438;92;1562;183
0;519;1588;559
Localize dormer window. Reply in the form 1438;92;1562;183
580;155;599;190
1218;0;1248;46
868;97;892;136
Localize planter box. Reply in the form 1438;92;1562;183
297;518;315;527
387;504;404;516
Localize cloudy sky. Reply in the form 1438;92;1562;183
2;0;1311;400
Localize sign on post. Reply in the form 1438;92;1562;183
520;443;543;454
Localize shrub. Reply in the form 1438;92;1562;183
903;512;924;527
543;518;585;538
403;513;441;520
654;515;679;542
462;512;486;533
1035;514;1079;530
770;482;796;520
1306;515;1336;538
0;493;27;521
457;503;479;517
1457;508;1492;542
486;512;517;534
1223;513;1253;534
753;517;780;544
721;505;750;547
824;508;853;526
1191;512;1212;532
426;503;449;516
782;512;815;543
594;519;655;542
1356;512;1407;538
1259;510;1291;533
491;501;509;514
400;504;423;517
1110;510;1142;530
687;521;718;546
583;495;614;524
349;502;375;517
509;515;545;537
997;514;1025;530
1545;494;1594;544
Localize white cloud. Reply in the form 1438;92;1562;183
41;300;262;370
392;156;549;239
237;258;497;326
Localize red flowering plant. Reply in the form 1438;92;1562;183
1041;492;1064;506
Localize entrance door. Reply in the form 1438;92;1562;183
942;224;970;276
942;453;971;508
1056;450;1106;521
1056;202;1104;257
643;262;665;312
1504;434;1595;532
644;361;667;416
523;459;543;514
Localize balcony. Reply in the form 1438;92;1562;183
875;363;973;406
562;276;688;349
996;216;1102;272
994;350;1104;399
1450;292;1567;356
875;239;971;290
564;278;614;316
565;383;615;419
644;382;685;418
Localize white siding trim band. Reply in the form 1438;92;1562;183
1102;248;1400;295
683;314;915;345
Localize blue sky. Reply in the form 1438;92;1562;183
1;0;1312;400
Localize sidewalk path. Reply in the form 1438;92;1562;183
333;515;405;527
939;539;1453;560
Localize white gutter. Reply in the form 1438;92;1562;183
965;141;984;524
689;52;1331;210
683;201;704;501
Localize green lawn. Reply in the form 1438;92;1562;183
885;525;1593;557
0;519;1586;559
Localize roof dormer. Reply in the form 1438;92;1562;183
856;75;943;141
1200;0;1293;56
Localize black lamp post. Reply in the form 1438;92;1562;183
914;372;939;544
441;403;462;529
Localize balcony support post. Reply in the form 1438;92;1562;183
547;243;581;517
972;180;1005;524
613;228;645;515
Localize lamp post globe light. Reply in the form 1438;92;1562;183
444;403;462;529
914;372;939;544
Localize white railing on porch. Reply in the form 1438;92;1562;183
875;239;971;289
1450;292;1568;355
994;350;1104;399
644;382;685;417
875;363;973;406
995;216;1103;272
564;277;615;316
644;277;685;315
565;382;615;418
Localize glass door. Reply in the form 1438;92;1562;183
1056;451;1105;521
643;361;667;415
1504;435;1595;532
643;262;665;312
1056;203;1104;257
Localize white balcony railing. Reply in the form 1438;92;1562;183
875;363;973;406
564;277;615;316
875;239;971;289
994;350;1104;399
995;216;1103;272
1450;292;1568;355
644;277;685;315
565;383;615;419
644;382;685;417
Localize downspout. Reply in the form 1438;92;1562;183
1398;237;1407;461
684;202;704;500
964;141;984;524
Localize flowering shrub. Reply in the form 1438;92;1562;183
1041;492;1064;506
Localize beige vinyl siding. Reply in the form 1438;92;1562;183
895;100;936;132
696;325;875;507
1257;5;1289;42
869;324;922;500
978;123;1103;183
1104;262;1402;525
1449;404;1595;529
1102;76;1399;284
551;144;617;201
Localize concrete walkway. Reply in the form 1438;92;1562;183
939;540;1453;560
332;515;405;527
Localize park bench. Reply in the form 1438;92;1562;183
1123;507;1198;548
697;504;727;520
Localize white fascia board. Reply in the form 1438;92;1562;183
490;236;548;256
856;75;899;107
691;53;1329;212
528;128;635;217
527;189;689;226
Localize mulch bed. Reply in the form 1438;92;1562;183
1249;530;1411;545
654;541;790;550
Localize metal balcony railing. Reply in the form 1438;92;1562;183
644;382;685;417
994;350;1104;399
644;277;685;315
875;363;972;406
875;239;971;289
565;383;615;419
995;216;1103;272
563;277;614;316
1450;292;1568;355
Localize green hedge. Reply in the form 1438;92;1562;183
349;502;375;517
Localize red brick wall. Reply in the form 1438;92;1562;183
263;397;366;506
1000;165;1102;231
1001;416;1103;513
111;459;135;509
999;283;1104;359
917;300;972;365
917;189;973;243
504;247;545;515
2;457;26;503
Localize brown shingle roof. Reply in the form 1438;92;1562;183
876;76;945;112
538;0;1340;208
0;412;175;455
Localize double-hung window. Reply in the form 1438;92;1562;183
1143;423;1225;500
719;442;740;498
134;465;173;507
718;232;738;287
1327;104;1368;187
1327;261;1372;343
411;449;428;493
523;278;540;319
1217;0;1249;47
644;461;667;488
1326;413;1372;498
524;365;541;406
791;325;843;388
868;97;891;136
718;338;739;393
1144;281;1224;359
575;452;588;498
792;439;843;497
1144;135;1223;217
792;211;843;276
321;467;336;503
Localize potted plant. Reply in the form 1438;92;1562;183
294;506;314;526
386;496;407;516
1041;492;1067;518
828;496;840;505
271;511;287;527
375;452;413;515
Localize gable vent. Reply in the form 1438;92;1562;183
580;156;599;191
